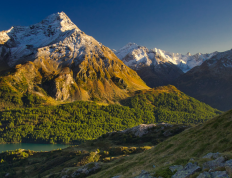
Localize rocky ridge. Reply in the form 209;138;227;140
120;123;186;137
99;122;190;146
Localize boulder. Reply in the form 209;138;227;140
61;176;69;178
71;162;101;177
197;172;211;178
203;153;221;159
169;165;184;173
225;159;232;176
203;157;226;170
210;171;229;178
4;173;10;177
171;162;201;178
134;170;154;178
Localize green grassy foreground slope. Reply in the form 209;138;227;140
90;106;232;178
0;85;221;144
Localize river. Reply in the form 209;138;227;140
0;143;70;152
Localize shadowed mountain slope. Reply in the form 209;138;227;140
174;49;232;111
114;43;217;88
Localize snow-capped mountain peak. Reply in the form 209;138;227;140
0;12;80;47
186;52;191;56
0;12;83;67
115;43;217;72
40;11;79;32
116;42;140;60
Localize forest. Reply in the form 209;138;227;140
0;86;221;144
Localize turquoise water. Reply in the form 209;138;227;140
0;143;70;152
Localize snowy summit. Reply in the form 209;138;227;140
115;43;217;73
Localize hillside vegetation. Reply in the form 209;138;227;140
122;85;221;124
0;104;230;178
88;105;232;178
0;85;221;144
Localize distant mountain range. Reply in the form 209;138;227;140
115;42;217;73
115;43;232;111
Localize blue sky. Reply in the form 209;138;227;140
1;0;232;54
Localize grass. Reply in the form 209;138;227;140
88;109;232;178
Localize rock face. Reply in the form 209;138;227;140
49;72;75;100
0;12;149;103
174;49;232;111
